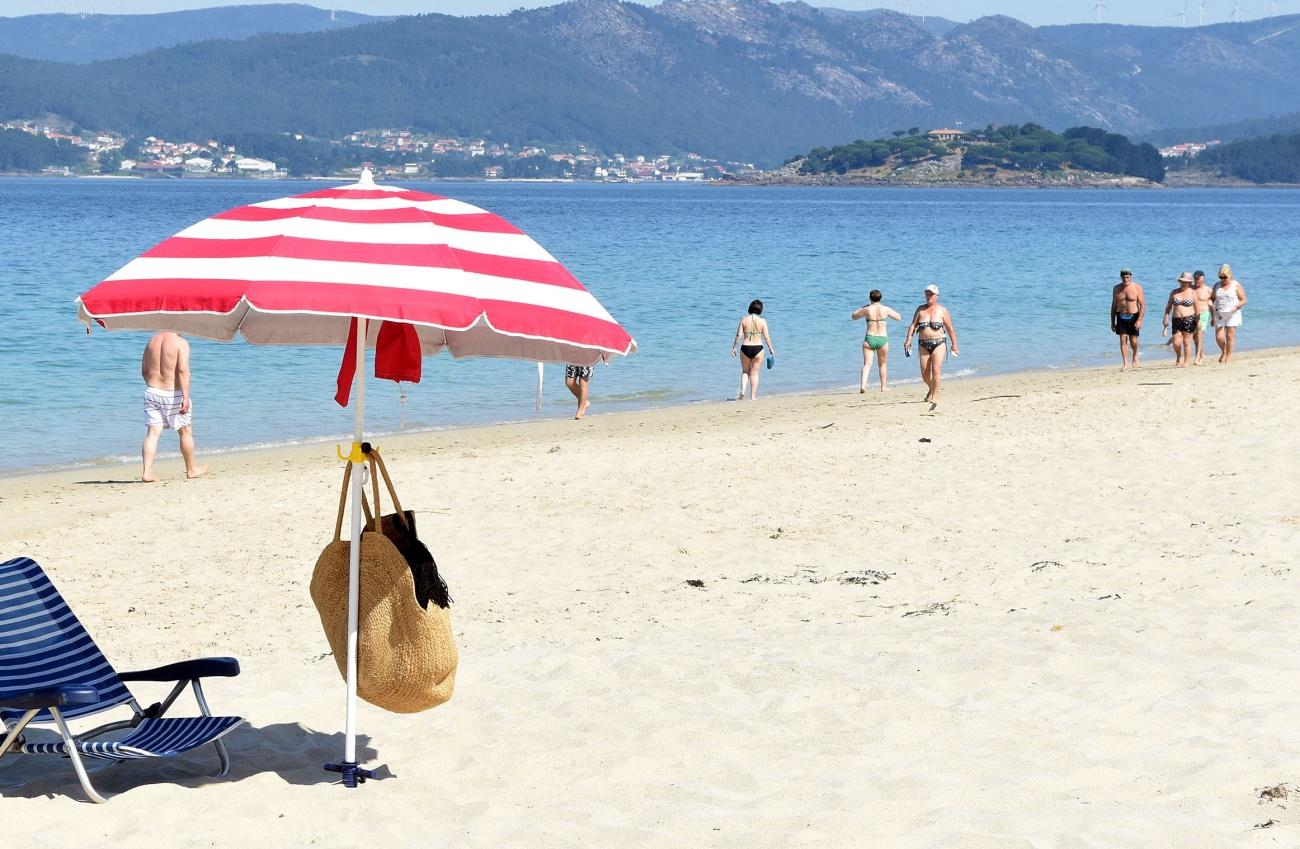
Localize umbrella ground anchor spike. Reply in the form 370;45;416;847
324;760;375;788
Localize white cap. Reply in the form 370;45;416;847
924;284;940;295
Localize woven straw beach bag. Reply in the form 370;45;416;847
310;453;457;713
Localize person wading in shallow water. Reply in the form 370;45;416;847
140;331;206;482
730;299;775;401
852;289;902;393
1111;268;1146;370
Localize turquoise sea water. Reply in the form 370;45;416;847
1;177;1297;474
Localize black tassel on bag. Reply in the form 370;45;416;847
376;509;452;610
361;446;453;610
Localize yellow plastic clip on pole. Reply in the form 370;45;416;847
336;442;367;463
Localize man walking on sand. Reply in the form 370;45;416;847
1191;270;1213;365
141;331;206;482
564;364;593;420
1110;268;1146;370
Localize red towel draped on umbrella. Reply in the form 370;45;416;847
334;319;423;407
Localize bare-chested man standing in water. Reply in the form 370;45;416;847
1191;270;1213;365
141;331;206;482
1110;268;1146;370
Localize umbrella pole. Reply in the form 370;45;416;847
325;316;375;789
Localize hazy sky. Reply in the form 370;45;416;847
4;0;1293;27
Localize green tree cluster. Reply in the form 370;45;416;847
431;153;580;179
794;123;1164;182
1061;127;1164;182
0;128;85;172
964;124;1164;181
1182;134;1300;184
796;134;947;175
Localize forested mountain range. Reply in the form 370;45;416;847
1174;133;1300;183
0;4;383;63
0;3;958;64
818;6;958;35
1;0;1298;165
1139;111;1300;147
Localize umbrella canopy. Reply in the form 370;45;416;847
78;169;635;363
75;169;635;789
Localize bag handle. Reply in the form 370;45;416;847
332;461;353;543
333;459;380;540
330;457;384;535
367;452;383;532
368;448;410;531
331;447;411;541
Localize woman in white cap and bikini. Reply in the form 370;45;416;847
904;284;959;412
1211;263;1248;364
1162;272;1199;368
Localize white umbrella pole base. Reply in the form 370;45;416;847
323;760;375;788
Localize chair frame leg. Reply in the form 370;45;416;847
7;686;235;802
191;680;230;776
1;710;37;762
51;708;108;804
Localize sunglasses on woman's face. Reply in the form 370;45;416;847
1219;276;1228;280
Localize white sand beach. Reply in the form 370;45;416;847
2;349;1298;847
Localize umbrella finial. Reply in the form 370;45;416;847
357;167;375;187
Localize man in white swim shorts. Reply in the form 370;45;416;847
141;331;206;482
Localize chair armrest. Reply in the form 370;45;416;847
0;685;100;711
118;657;240;682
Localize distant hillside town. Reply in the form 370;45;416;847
5;116;1292;186
0;118;756;182
1159;139;1223;159
3;2;1298;166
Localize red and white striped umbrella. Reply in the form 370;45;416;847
77;169;635;364
74;169;635;790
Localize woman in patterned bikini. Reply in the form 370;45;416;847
904;284;959;412
1162;272;1199;368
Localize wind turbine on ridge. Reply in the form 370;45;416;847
1093;0;1108;23
1199;0;1209;25
1228;0;1243;20
1178;0;1190;25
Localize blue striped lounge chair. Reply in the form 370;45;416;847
0;556;244;803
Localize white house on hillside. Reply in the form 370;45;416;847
927;129;964;142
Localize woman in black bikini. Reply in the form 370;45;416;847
1162;272;1199;368
730;299;776;400
903;284;959;412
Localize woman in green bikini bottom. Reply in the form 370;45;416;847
851;290;903;393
